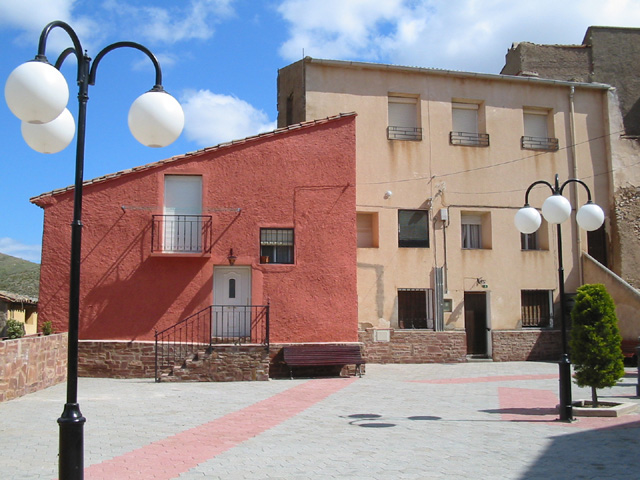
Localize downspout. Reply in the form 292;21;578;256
569;86;583;282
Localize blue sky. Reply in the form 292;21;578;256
3;0;640;263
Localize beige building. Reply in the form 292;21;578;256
277;57;628;361
0;291;38;336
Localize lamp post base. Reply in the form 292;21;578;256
558;354;574;422
58;402;86;480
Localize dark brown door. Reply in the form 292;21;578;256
464;292;487;356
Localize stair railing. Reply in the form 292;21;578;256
154;304;270;381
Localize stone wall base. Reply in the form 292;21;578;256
0;333;67;402
79;340;270;382
359;329;467;363
491;329;563;361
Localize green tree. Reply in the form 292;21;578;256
569;283;625;407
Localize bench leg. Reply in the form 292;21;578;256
289;365;293;380
356;364;362;378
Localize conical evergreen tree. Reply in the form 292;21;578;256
569;283;624;407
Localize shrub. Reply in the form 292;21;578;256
42;321;53;336
569;283;625;407
6;319;26;339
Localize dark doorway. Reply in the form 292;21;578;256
464;292;488;356
587;225;608;267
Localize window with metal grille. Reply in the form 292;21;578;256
521;290;553;328
521;232;539;250
260;228;294;264
388;96;422;140
522;108;558;151
398;289;435;329
398;210;429;248
450;102;489;146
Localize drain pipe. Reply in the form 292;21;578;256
569;86;583;282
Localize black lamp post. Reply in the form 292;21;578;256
4;21;184;479
515;174;605;422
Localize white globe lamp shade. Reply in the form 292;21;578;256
514;206;542;234
5;61;69;124
128;90;184;148
576;203;605;231
542;194;571;224
21;108;75;154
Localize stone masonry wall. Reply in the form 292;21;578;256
79;340;270;381
78;341;157;378
0;333;67;402
492;330;563;362
359;329;467;364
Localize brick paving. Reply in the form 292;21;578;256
1;361;638;479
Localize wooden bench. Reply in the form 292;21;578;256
282;344;365;378
621;340;638;362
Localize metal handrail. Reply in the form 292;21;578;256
449;131;490;146
154;304;270;381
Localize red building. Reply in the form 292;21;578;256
31;114;358;380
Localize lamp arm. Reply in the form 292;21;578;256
89;41;164;89
54;48;80;70
36;21;84;80
559;178;593;202
523;180;554;206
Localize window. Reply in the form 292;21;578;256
357;212;379;248
450;102;489;146
522;108;558;150
521;290;553;327
161;175;204;253
260;228;294;264
398;210;429;248
521;232;539;250
398;289;435;329
461;214;482;249
387;96;422;140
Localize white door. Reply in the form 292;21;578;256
213;267;252;339
163;175;202;252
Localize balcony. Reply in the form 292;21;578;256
521;136;559;151
387;125;423;141
450;131;490;147
152;215;213;254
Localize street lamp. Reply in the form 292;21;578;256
4;21;184;479
515;174;604;421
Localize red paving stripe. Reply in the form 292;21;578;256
82;378;356;480
498;387;640;429
412;374;558;384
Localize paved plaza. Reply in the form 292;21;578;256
1;361;639;479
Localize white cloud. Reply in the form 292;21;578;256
181;89;277;146
102;0;236;44
0;0;99;52
277;0;640;73
0;238;41;264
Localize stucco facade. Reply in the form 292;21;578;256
32;115;358;352
278;58;619;359
502;27;640;290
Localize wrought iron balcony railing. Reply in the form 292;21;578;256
521;136;559;151
387;125;423;141
450;131;490;147
152;215;213;254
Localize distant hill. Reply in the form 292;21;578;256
0;253;40;299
